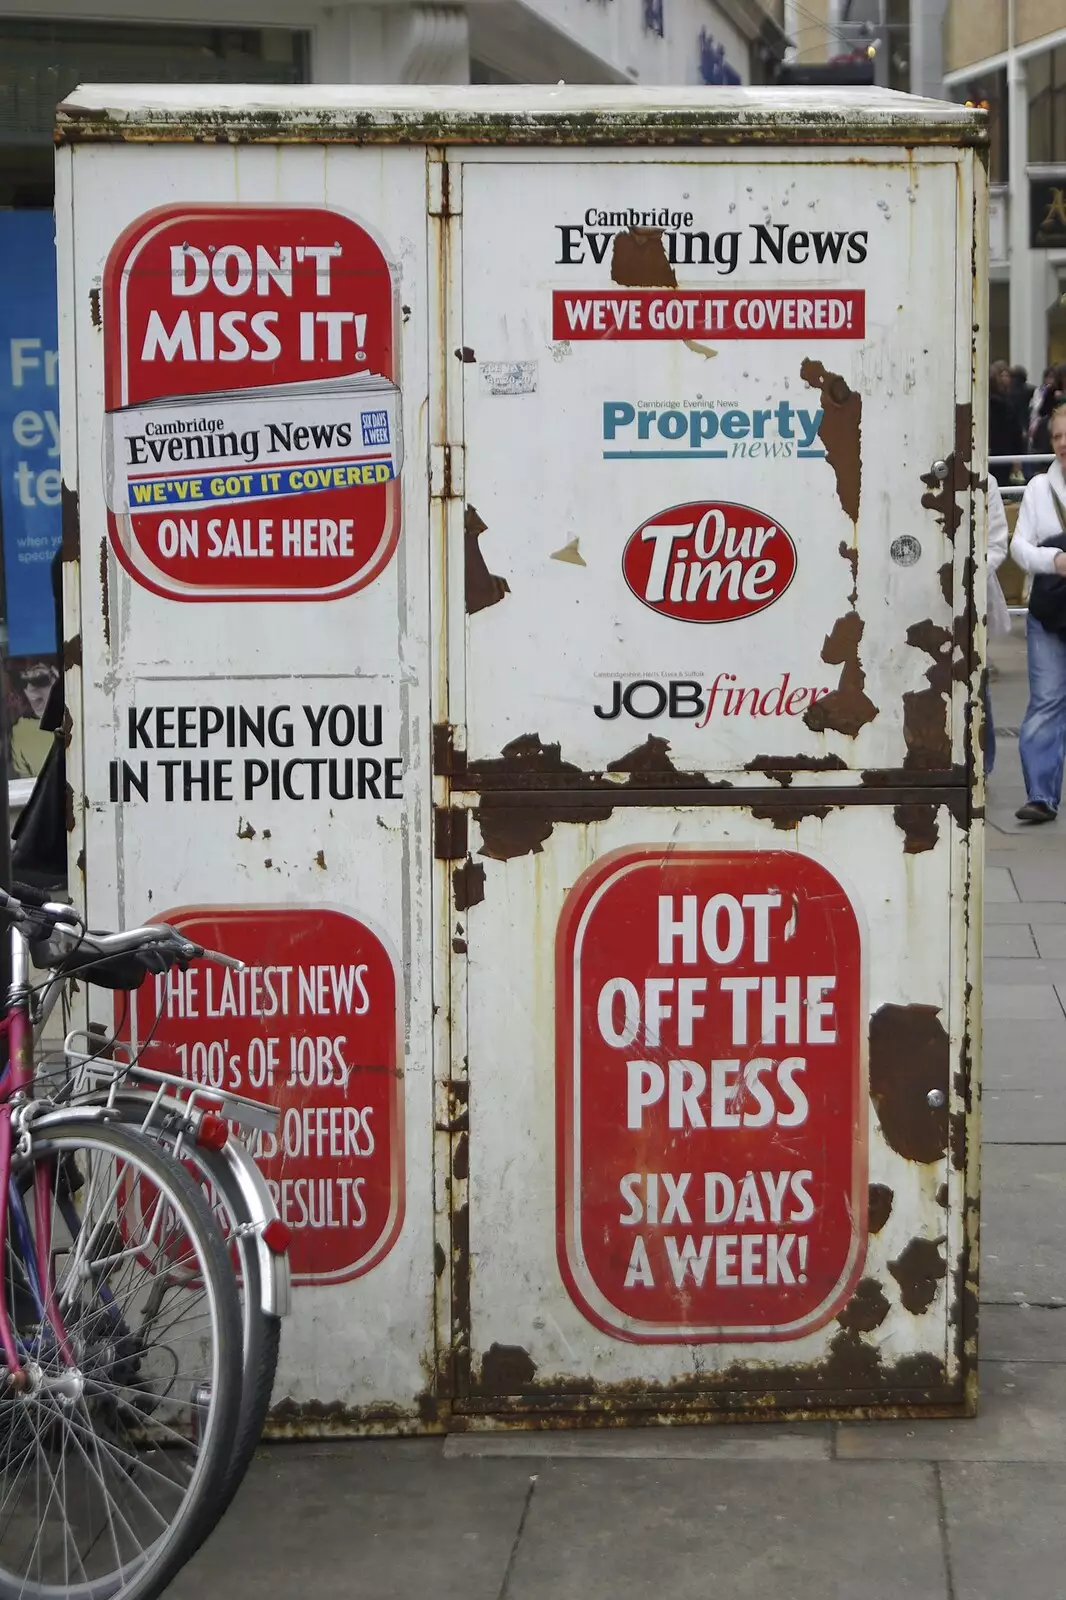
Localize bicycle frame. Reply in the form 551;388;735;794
0;921;74;1377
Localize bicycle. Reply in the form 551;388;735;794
0;880;248;1599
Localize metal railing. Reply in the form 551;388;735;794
989;452;1055;617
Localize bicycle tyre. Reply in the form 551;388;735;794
0;1117;243;1600
82;1095;282;1533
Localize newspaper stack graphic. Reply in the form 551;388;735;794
105;371;403;517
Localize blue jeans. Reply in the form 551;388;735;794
1020;617;1066;811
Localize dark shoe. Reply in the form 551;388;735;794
1016;801;1058;823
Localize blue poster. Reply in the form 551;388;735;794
0;212;61;657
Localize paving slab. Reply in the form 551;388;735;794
983;957;1066;985
982;984;1064;1021
1031;924;1066;959
445;1425;832;1461
979;1306;1066;1363
982;1019;1066;1077
985;901;1066;924
1006;863;1066;901
984;866;1020;903
981;1146;1066;1304
503;1460;947;1600
984;924;1039;958
168;1441;531;1600
941;1463;1066;1600
836;1362;1066;1462
982;1089;1066;1143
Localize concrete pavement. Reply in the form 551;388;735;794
173;626;1066;1600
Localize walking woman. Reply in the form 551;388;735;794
1010;402;1066;822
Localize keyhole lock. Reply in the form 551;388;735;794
927;1089;945;1108
929;460;949;483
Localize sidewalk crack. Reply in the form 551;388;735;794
497;1475;537;1600
933;1461;958;1600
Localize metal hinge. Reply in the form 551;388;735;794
434;806;469;861
427;158;460;218
430;443;465;500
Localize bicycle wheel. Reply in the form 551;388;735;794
100;1098;281;1536
0;1117;243;1600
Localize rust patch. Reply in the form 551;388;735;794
868;1184;894;1234
950;1109;967;1169
936;1182;949;1209
478;1344;538;1395
455;346;476;363
938;560;953;606
452;857;486;912
837;1278;891;1334
903;619;953;772
683;338;718;360
804;613;877;737
893;803;940;854
745;754;847;789
607;734;714;784
62;633;82;671
477;792;613;860
465;505;510;615
889;1237;947;1315
610;228;677;288
452;1201;470;1384
434;1243;446;1279
61;484;80;564
869;1004;949;1163
800;359;862;523
314;849;326;870
75;848;85;876
89;287;101;327
98;538;110;649
268;1395;439;1438
453;1131;468;1182
236;818;256;841
920;403;977;543
65;782;76;835
452;936;467;954
749;801;833;830
839;539;858;597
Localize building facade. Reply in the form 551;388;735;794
942;0;1066;373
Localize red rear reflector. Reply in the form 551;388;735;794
195;1113;229;1151
262;1219;292;1255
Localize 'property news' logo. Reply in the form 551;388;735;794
603;400;825;461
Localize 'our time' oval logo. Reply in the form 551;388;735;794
622;500;797;623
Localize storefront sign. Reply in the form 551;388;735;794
130;904;405;1285
0;212;61;656
557;848;866;1342
1030;179;1066;250
103;205;402;601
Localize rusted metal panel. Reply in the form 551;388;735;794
449;147;967;786
59;142;438;1425
449;802;969;1418
59;90;983;1431
53;86;989;153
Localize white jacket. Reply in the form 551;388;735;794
987;478;1011;638
1009;462;1066;575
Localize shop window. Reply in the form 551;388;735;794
1029;45;1066;165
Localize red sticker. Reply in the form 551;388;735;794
622;501;796;623
127;905;404;1285
102;205;401;602
556;849;866;1342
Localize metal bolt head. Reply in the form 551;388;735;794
930;459;949;483
927;1089;945;1108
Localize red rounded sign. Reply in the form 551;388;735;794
556;848;866;1343
622;501;796;623
125;904;404;1286
102;205;401;602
